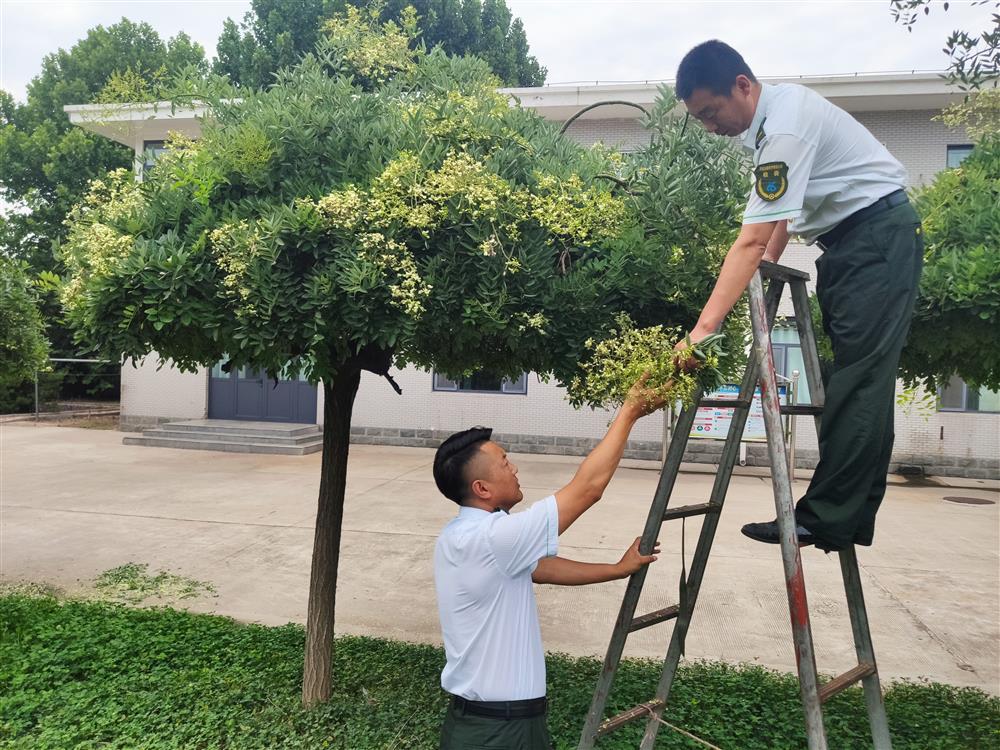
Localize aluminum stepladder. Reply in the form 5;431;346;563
577;261;892;750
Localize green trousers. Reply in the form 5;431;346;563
795;201;924;550
439;702;553;750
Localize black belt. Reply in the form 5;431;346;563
451;695;548;720
816;189;909;250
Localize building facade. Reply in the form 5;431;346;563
65;73;999;478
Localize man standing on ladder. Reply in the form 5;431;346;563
673;40;924;552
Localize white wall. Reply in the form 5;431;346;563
120;354;207;427
351;366;666;443
561;117;651;152
856;109;970;187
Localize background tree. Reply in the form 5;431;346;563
891;0;999;88
0;19;207;411
60;10;743;706
0;258;50;389
900;90;1000;391
213;0;545;88
0;19;207;275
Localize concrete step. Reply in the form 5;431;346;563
162;419;321;439
123;435;322;455
142;428;323;447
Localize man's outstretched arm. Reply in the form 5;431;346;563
554;381;664;535
532;537;660;585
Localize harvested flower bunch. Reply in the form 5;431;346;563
568;314;730;410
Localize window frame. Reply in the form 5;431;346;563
770;322;812;405
141;139;168;179
432;370;528;395
938;377;1000;414
946;144;975;169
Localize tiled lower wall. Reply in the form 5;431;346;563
120;414;182;431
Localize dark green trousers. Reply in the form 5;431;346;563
439;702;553;750
795;201;924;550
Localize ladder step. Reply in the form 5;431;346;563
597;699;665;736
663;502;719;521
760;260;811;282
818;662;877;703
780;404;824;416
629;605;680;632
699;398;752;409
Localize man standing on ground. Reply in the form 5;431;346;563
433;378;663;749
673;40;923;551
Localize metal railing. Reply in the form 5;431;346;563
30;358;119;423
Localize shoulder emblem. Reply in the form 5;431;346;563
754;161;788;202
755;118;767;149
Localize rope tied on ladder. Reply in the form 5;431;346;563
640;704;724;750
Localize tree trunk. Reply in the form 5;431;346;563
301;370;361;707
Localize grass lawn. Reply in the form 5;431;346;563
1;593;997;749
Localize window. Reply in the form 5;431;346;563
938;375;1000;413
141;140;168;178
210;358;311;382
946;144;974;169
433;370;528;394
771;324;812;405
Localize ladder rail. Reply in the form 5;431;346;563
637;277;787;749
840;546;893;749
788;280;827;434
577;403;701;748
750;272;828;750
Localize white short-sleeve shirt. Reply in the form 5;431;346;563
434;496;559;701
740;83;907;243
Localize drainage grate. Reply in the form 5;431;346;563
943;496;996;506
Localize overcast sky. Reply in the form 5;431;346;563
0;0;992;103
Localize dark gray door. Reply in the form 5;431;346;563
209;363;317;424
235;367;264;418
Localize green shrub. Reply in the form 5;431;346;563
0;370;62;414
1;594;997;749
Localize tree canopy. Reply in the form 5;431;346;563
60;9;744;393
214;0;546;89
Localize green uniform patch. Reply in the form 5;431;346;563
755;161;788;201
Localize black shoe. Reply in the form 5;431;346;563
741;519;816;547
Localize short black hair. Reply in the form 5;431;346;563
676;40;757;100
433;426;493;505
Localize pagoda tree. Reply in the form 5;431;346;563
60;8;746;705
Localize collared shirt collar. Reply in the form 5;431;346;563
458;505;491;519
740;83;771;152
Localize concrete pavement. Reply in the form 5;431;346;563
2;423;998;693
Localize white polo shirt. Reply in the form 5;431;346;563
434;496;559;701
740;83;907;243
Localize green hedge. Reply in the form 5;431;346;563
1;594;996;748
